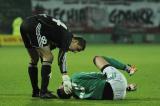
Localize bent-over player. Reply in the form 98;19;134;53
20;14;86;99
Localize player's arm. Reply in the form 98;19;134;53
58;49;67;73
58;49;72;94
126;83;137;91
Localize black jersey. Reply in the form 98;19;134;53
20;14;73;73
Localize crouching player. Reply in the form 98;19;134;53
57;56;137;100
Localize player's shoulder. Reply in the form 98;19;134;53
36;14;52;19
72;72;101;77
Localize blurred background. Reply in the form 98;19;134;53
0;0;160;46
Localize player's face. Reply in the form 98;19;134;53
69;41;82;52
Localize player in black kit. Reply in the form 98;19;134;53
20;14;86;99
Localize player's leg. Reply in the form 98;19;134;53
93;56;137;75
102;56;137;75
21;19;56;98
93;56;128;99
20;22;40;97
36;46;57;99
93;56;110;71
27;48;40;97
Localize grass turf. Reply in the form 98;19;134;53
0;44;160;106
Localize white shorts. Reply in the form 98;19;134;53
103;66;127;100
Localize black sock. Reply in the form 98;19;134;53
28;66;39;92
41;65;51;93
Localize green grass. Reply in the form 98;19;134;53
0;44;160;106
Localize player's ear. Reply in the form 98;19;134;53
72;37;86;50
72;38;79;44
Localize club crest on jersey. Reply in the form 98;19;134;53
36;23;47;47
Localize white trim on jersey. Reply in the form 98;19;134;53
58;50;67;73
52;18;68;30
62;53;67;72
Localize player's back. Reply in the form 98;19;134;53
26;14;63;38
23;14;73;50
71;72;107;99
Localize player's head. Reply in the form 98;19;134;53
69;37;86;52
57;85;72;99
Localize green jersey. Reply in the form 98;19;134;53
71;72;108;99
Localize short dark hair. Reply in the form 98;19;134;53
57;87;72;99
73;37;86;51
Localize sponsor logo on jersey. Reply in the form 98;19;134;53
36;23;47;47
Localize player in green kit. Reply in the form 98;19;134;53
57;56;137;100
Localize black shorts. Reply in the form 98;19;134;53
102;82;113;100
20;17;49;48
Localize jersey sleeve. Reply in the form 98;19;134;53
58;49;67;73
60;30;73;51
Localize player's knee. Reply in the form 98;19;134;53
30;57;39;66
93;56;103;65
29;62;38;67
42;55;53;64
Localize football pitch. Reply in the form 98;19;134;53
0;44;160;106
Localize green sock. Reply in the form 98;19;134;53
102;56;126;70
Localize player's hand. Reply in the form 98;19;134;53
62;74;72;94
126;83;137;91
126;64;137;76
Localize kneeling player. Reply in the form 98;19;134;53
57;56;137;100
